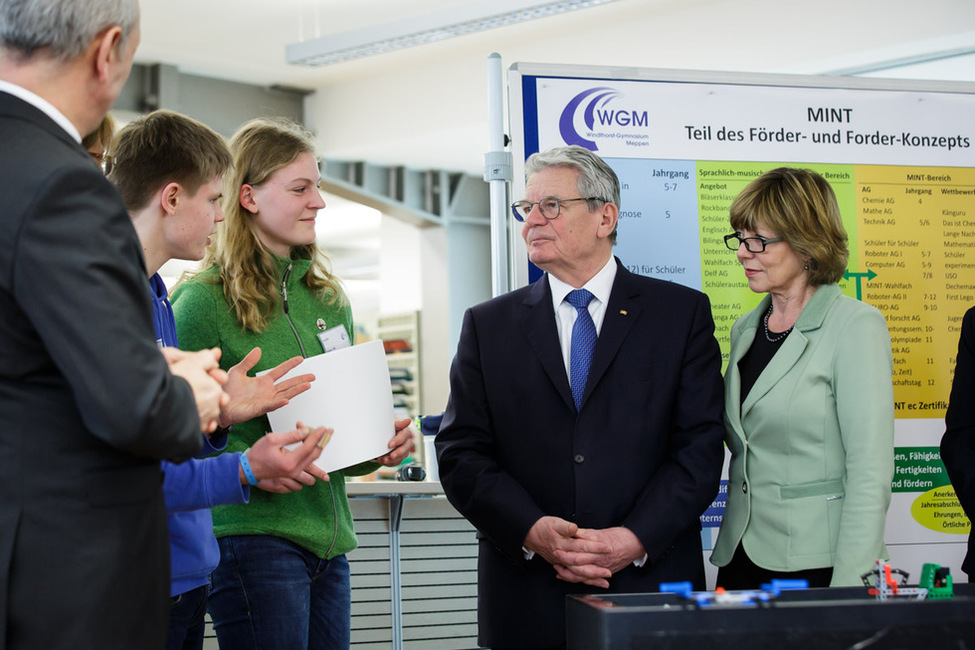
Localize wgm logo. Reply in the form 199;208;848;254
558;87;649;151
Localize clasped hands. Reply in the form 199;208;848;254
161;346;229;434
523;516;646;589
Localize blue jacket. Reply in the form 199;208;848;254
151;273;249;597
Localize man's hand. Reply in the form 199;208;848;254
246;424;332;493
375;418;415;467
218;349;314;428
163;347;229;434
523;516;614;587
523;516;581;564
552;527;646;588
523;519;644;589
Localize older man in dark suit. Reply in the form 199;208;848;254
0;2;224;648
942;306;975;581
437;145;726;649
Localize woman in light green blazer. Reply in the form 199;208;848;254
710;168;895;588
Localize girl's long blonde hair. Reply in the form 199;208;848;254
180;117;343;332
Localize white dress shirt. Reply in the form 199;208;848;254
547;255;618;379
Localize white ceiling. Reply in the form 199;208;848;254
135;0;975;177
137;0;467;89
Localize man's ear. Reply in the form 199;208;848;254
92;26;124;83
239;184;259;214
597;201;619;240
160;182;181;216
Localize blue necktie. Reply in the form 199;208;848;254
566;289;596;410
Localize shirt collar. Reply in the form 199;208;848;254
548;256;617;307
0;80;82;143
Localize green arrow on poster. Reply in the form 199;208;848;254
843;268;877;300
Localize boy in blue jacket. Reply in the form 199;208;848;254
109;109;331;650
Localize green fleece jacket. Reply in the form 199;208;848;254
171;257;377;559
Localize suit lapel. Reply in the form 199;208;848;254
739;284;841;421
725;304;762;442
518;277;576;410
740;328;809;420
582;264;640;409
518;263;647;412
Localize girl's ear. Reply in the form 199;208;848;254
240;184;259;214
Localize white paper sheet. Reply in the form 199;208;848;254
262;339;394;473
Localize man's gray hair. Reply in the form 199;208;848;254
0;0;139;61
525;145;621;243
524;145;622;210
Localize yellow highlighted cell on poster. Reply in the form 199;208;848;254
911;485;971;535
855;165;975;417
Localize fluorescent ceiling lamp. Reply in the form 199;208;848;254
286;0;621;66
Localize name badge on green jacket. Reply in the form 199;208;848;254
317;324;351;353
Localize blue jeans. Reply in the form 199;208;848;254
208;535;351;650
166;583;209;650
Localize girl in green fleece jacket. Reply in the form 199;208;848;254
172;117;413;650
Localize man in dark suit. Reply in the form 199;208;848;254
0;2;225;648
941;306;975;580
436;145;726;649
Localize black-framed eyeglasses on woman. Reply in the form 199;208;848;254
510;197;605;222
724;232;784;253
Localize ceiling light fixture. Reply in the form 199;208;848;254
286;0;621;67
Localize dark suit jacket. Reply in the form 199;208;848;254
0;92;201;650
436;262;725;648
942;306;975;579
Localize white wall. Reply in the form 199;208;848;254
419;226;450;416
306;0;975;178
378;215;422;315
373;217;452;416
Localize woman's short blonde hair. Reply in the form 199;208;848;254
729;167;848;286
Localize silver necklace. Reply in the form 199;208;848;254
763;305;793;343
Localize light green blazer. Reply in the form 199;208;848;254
710;283;895;586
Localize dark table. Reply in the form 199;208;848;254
566;584;975;649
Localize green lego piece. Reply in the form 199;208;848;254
919;563;954;599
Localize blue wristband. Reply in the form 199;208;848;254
239;450;259;486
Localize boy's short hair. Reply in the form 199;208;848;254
110;110;232;212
